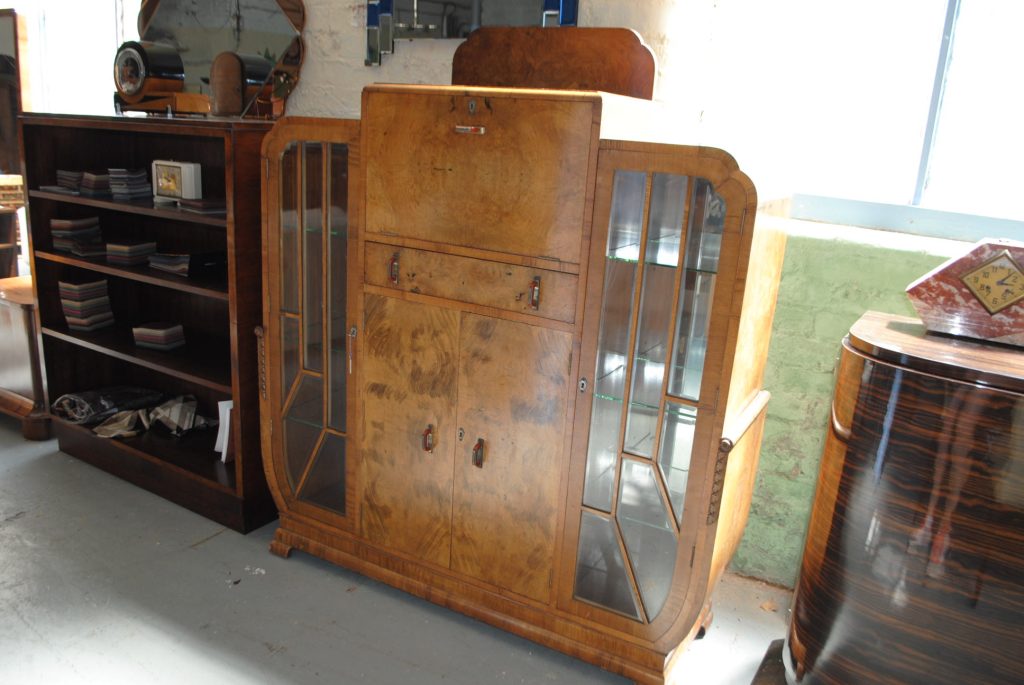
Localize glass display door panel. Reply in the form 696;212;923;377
582;171;643;512
574;166;725;623
267;127;357;527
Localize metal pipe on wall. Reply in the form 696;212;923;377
470;0;481;31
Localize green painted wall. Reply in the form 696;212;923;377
729;233;951;587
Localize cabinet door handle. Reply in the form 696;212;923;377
422;424;434;453
347;325;357;374
472;438;485;468
388;253;400;285
528;276;541;310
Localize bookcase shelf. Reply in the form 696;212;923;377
41;324;232;393
21;113;275;532
35;251;229;299
29;189;229;227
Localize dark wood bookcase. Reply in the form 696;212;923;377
21;113;275;532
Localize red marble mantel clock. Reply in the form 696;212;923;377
906;238;1024;347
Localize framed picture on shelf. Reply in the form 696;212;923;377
151;160;201;203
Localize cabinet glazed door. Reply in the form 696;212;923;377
262;120;360;532
451;313;572;603
360;294;459;567
567;154;728;626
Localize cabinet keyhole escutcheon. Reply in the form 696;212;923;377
472;438;485;468
458;427;465;441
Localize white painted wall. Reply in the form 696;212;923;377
11;1;1019;218
288;0;949;205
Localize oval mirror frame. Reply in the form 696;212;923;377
137;0;305;118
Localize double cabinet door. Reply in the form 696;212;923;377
360;293;572;604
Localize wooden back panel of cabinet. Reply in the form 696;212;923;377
362;85;599;264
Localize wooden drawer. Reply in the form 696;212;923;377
363;86;597;264
365;242;578;324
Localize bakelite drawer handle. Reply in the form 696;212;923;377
388;253;400;285
528;276;541;310
422;424;434;453
472;438;485;468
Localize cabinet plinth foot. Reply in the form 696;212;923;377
269;537;294;558
21;412;51;441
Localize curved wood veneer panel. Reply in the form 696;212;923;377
452;27;656;100
786;313;1024;684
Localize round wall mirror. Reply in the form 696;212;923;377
134;0;304;117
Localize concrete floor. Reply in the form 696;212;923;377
0;414;792;684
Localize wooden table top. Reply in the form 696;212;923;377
0;275;35;307
848;310;1023;394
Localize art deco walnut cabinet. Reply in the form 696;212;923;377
258;85;785;684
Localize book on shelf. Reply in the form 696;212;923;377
214;399;233;463
131;321;185;351
70;241;107;258
65;310;115;332
79;170;111;198
176;197;227;215
56;169;83;190
52;236;100;254
108;168;152;203
148;251;227;281
51;217;102;255
38;184;80;196
106;241;157;266
50;216;100;230
58;278;108;300
60;295;112;317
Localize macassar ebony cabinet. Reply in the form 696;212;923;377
21;114;275;532
786;311;1024;684
259;86;785;684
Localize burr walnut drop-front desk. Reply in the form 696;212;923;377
786;311;1024;684
257;86;786;684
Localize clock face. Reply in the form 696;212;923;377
114;46;146;97
960;250;1024;314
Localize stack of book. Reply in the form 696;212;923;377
131;322;185;351
58;279;114;332
147;251;227;280
109;168;152;203
79;171;111;198
106;241;157;266
51;216;104;256
147;252;190;276
56;169;83;192
177;197;226;216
